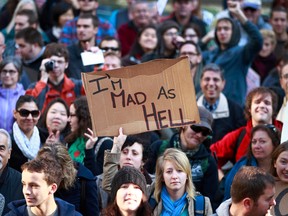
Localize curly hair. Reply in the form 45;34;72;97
21;157;63;188
244;87;278;120
65;96;92;143
36;142;77;190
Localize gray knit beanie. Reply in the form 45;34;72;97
111;166;147;201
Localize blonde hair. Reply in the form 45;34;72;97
260;29;277;47
154;148;195;202
6;0;38;34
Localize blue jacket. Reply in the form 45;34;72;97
203;20;263;106
5;198;82;216
223;156;257;201
56;163;99;216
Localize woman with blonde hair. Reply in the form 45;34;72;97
153;148;212;216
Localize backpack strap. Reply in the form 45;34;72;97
233;128;246;163
80;178;86;215
194;194;205;216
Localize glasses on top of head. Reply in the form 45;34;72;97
17;109;40;118
190;125;211;137
264;124;278;134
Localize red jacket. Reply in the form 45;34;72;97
210;120;283;168
26;75;85;112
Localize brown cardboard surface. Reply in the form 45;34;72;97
82;56;200;136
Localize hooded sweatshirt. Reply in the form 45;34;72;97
6;198;82;216
203;19;263;106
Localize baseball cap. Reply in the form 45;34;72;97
193;106;213;133
242;0;262;10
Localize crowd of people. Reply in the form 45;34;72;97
0;0;288;215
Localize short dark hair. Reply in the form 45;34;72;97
15;95;38;110
201;63;224;80
121;133;151;163
77;13;99;28
16;9;38;26
15;27;43;47
231;166;275;203
270;6;287;19
179;40;201;55
43;43;69;62
99;36;121;50
244;87;278;120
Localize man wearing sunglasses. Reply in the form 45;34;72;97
148;106;218;210
26;43;85;112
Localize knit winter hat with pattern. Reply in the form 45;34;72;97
111;166;147;201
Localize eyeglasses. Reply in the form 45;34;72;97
282;73;288;80
180;52;199;56
101;47;119;53
190;125;211;136
1;70;18;75
164;32;179;37
17;109;40;118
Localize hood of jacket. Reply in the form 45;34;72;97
215;17;240;50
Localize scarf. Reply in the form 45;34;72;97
68;137;86;163
173;134;199;158
161;186;188;216
13;122;41;160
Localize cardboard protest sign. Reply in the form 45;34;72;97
82;57;200;136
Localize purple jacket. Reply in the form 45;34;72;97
0;83;25;133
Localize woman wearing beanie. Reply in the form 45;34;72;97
153;148;212;216
101;166;152;216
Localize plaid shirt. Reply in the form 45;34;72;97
59;16;117;46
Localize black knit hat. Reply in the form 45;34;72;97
111;166;147;201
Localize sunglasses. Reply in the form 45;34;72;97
190;125;211;136
101;47;119;52
17;109;40;118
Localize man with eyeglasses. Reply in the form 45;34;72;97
277;61;288;142
0;129;24;214
197;63;245;143
179;41;202;95
59;0;116;46
66;13;99;79
26;43;85;112
147;106;218;210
